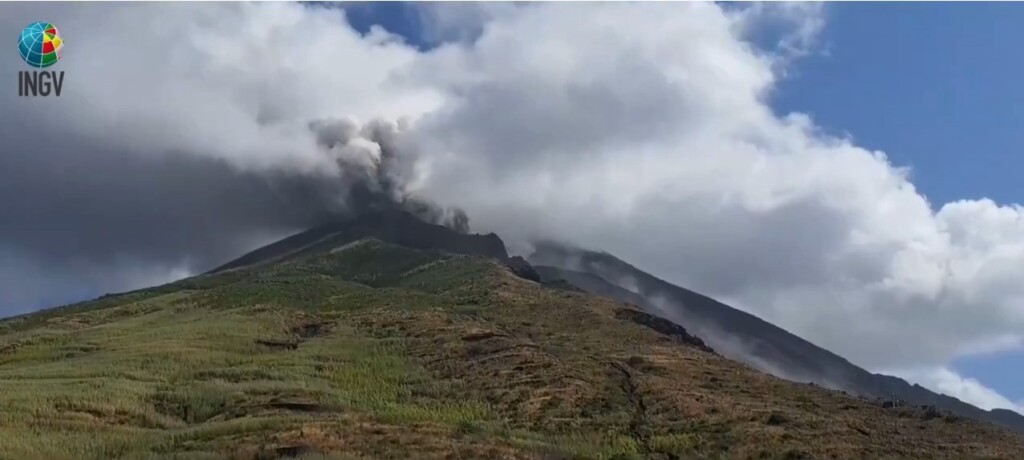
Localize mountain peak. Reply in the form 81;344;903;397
211;209;541;281
6;228;1024;458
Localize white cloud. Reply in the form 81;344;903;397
900;367;1023;413
401;3;1024;376
3;3;440;175
1;2;1021;412
0;3;439;312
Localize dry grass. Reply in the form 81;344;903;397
1;239;1022;459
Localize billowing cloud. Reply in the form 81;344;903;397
0;3;441;311
900;367;1023;413
406;3;1024;374
1;2;1021;411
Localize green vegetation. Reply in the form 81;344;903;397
1;239;1022;459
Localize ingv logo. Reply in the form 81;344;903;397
17;22;65;97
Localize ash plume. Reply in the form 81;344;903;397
4;3;1024;415
308;117;471;233
0;113;464;315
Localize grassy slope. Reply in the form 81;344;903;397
1;239;1023;460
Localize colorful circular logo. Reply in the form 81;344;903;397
18;22;63;68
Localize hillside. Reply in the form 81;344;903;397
210;210;509;274
211;209;539;283
1;216;1024;459
529;243;1024;434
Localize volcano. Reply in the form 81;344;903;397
1;210;1022;459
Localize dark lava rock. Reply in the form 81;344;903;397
614;307;713;352
507;256;541;282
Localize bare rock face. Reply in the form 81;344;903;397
613;307;713;352
506;256;541;282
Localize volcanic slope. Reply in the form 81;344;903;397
529;243;1024;435
1;217;1023;459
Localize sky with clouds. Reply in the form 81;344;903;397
1;3;1021;415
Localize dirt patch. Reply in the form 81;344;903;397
255;319;334;351
624;355;668;376
151;388;234;424
248;444;317;460
611;361;652;455
55;401;171;429
0;342;22;357
767;413;788;426
274;444;315;458
266;401;331;413
230;418;532;460
461;329;507;342
255;339;299;350
291;321;334;339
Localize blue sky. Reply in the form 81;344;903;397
346;2;1024;405
772;3;1024;208
345;3;1024;208
3;2;1020;411
769;3;1024;403
362;1;1024;208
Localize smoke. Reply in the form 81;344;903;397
644;295;856;391
0;2;472;315
530;242;865;393
309;117;407;204
1;1;1022;412
530;243;825;386
305;116;469;231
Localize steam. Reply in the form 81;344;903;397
645;295;850;391
307;117;470;233
0;0;467;315
1;1;1022;413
